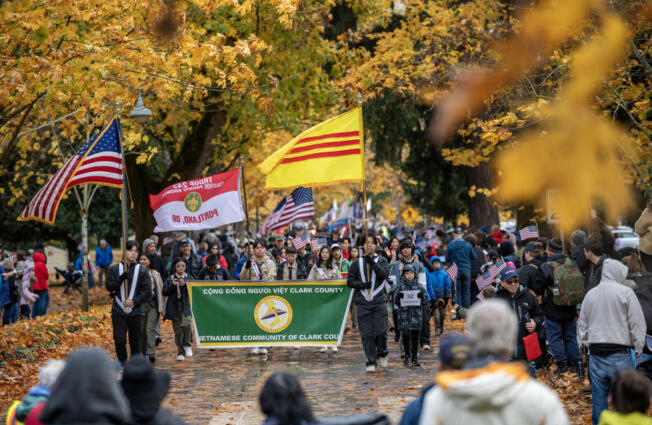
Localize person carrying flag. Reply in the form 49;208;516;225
347;234;391;373
240;239;276;281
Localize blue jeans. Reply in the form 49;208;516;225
32;289;50;318
2;302;18;325
545;317;580;364
589;352;634;425
456;271;471;308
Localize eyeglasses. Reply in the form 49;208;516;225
505;278;519;285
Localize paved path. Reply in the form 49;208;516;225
154;318;462;425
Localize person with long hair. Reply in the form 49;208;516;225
307;247;341;280
138;253;165;363
386;236;400;264
259;373;315;425
163;257;193;361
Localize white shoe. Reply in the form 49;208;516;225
378;356;388;368
331;346;338;352
294;346;300;350
320;346;328;352
423;344;431;351
184;346;193;357
251;347;260;354
366;365;376;373
176;355;185;361
259;348;268;355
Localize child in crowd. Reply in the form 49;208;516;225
598;370;651;425
426;257;451;336
395;263;427;367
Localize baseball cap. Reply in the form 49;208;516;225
500;266;518;281
438;333;471;367
331;243;342;250
453;227;463;235
523;242;538;252
274;235;285;241
294;224;305;230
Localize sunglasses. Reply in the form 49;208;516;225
505;278;519;285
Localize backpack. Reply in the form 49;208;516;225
548;258;585;306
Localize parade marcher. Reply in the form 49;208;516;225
179;239;203;279
578;259;646;425
234;241;252;280
426;256;451;336
445;228;477;313
95;239;114;289
276;246;307;280
347;235;391;373
240;239;277;281
597;370;652;425
197;253;232;281
532;238;582;374
163;258;194;361
307;246;341;280
106;240;152;366
6;359;65;425
204;241;229;269
386;236;400;264
419;300;569;425
331;244;350;276
394;263;427;367
341;237;351;261
31;251;49;318
143;238;166;280
138;253;165;364
296;243;313;273
495;267;543;363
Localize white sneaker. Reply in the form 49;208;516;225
176;354;185;361
378;356;388;368
320;347;328;352
331;346;338;352
259;348;268;355
251;347;260;354
365;365;376;373
184;346;193;357
423;344;431;351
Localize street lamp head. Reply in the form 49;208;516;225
129;92;152;124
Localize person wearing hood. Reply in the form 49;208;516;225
495;267;543;362
6;359;65;425
31;251;49;318
394;262;427;367
532;238;581;374
120;357;188;425
37;348;131;425
106;240;152;366
426;256;451;336
419;300;569;425
518;242;544;290
578;259;646;425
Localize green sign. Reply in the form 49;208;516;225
188;280;353;348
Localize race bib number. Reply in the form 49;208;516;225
400;290;420;307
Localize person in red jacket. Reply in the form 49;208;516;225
31;252;49;318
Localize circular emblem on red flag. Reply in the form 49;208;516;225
184;192;202;212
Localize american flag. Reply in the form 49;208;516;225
18;118;123;225
488;260;506;279
446;263;458;283
311;237;327;252
292;234;310;250
262;187;314;233
519;225;539;241
476;271;496;291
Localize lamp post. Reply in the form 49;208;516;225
129;91;152;124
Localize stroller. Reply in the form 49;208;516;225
55;264;82;294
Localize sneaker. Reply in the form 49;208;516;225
422;344;431;351
251;347;260;354
411;360;421;367
259;348;268;355
184;346;193;357
403;357;410;367
435;329;442;336
155;337;162;346
365;365;376;373
331;346;338;352
378;356;388;368
176;354;185;361
320;347;328;352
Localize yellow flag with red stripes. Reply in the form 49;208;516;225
258;108;365;190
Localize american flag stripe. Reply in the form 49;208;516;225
311;237;327;251
476;272;495;290
446;263;458;283
488;260;506;279
519;225;539;241
19;118;123;225
264;187;314;232
292;235;310;250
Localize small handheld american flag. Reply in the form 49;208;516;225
519;225;539;241
476;271;495;291
488;260;506;279
446;263;458;283
292;234;310;250
311;237;327;252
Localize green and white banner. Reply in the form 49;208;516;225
188;280;353;348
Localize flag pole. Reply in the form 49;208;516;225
239;158;251;239
118;117;129;270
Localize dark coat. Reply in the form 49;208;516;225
587;255;607;291
347;255;390;305
496;285;544;360
394;278;427;331
106;262;152;317
569;244;590;286
469;247;485;278
444;238;477;274
632;272;652;336
517;257;543;290
150;254;167;281
532;253;577;322
163;274;191;320
182;252;203;279
276;261;307;280
196;266;232;281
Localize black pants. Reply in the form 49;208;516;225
112;312;143;364
357;303;388;366
420;304;430;346
402;329;420;362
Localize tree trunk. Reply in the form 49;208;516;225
127;107;228;244
465;162;499;229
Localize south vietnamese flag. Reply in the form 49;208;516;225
149;169;245;232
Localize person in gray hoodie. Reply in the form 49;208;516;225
578;258;646;425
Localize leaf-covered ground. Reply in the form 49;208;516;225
1;289;592;424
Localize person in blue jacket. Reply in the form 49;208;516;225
75;251;95;288
444;228;476;313
426;256;452;336
95;239;113;288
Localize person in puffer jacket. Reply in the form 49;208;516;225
31;252;49;318
426;257;451;336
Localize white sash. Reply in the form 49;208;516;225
251;260;262;279
359;256;390;302
316;267;328;280
115;263;140;313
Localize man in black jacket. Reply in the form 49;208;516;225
584;237;606;291
532;238;580;373
106;240;152;365
179;239;203;279
347;234;390;373
196;254;232;280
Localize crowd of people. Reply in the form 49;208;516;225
3;208;652;424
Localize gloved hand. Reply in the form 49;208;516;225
417;291;423;299
245;259;251;269
119;272;129;282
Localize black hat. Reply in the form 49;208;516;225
524;242;538;252
547;238;563;253
121;356;170;406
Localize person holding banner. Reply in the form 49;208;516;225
106;241;152;366
394;263;427;367
240;239;276;281
307;247;342;280
276;246;307;280
163;258;193;361
347;235;391;373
